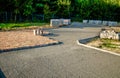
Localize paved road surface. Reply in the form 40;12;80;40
0;22;120;78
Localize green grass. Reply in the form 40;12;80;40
100;39;120;48
0;22;48;30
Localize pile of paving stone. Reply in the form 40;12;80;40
50;19;71;27
100;28;120;40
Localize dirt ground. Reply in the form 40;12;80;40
0;29;58;51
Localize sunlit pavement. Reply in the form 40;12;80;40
0;23;120;78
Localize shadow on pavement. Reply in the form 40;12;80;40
79;36;99;44
0;41;63;53
0;69;6;78
45;33;59;37
61;22;102;28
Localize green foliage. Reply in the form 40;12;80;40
23;0;35;16
0;0;120;22
56;0;71;18
100;39;119;48
0;23;47;30
36;3;44;8
43;4;52;21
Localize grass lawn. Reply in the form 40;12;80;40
87;38;120;53
0;22;49;30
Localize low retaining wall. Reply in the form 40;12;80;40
83;20;118;26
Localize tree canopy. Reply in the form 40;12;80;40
0;0;120;22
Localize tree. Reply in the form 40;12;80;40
57;0;71;18
23;0;34;16
43;4;51;20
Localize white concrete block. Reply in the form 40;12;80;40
83;20;88;23
108;21;118;26
102;21;108;26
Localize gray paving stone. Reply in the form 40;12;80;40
0;23;120;78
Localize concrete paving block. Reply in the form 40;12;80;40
89;20;95;24
95;20;102;25
83;20;88;23
62;19;71;25
108;21;118;26
50;19;71;27
102;21;109;26
50;19;60;27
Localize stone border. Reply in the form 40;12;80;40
83;20;118;26
76;40;120;56
0;41;61;53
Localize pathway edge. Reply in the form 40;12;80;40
77;40;120;56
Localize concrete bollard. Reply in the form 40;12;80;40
40;28;43;36
37;29;40;35
33;29;37;35
33;28;44;36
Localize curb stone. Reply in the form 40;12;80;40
77;40;120;56
0;41;61;53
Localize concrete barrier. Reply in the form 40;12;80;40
102;21;108;26
95;20;102;25
50;19;71;27
50;19;60;27
108;21;118;26
83;19;118;26
89;20;95;24
83;20;88;23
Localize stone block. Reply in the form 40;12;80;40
89;20;95;24
50;19;60;27
95;20;102;25
100;30;120;40
50;19;71;27
108;21;118;26
102;21;109;26
83;20;88;23
62;19;71;25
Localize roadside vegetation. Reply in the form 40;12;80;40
99;39;120;49
0;22;48;30
0;0;120;22
87;38;120;53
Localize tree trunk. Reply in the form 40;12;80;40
14;14;17;22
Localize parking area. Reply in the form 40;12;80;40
0;22;120;78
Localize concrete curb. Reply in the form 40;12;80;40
0;41;61;53
77;40;120;56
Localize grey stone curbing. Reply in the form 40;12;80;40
76;40;120;56
0;41;61;53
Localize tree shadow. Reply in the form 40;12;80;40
0;69;6;78
0;41;63;53
61;22;102;28
44;33;59;37
79;36;99;44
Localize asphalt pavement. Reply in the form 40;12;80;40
0;22;120;78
